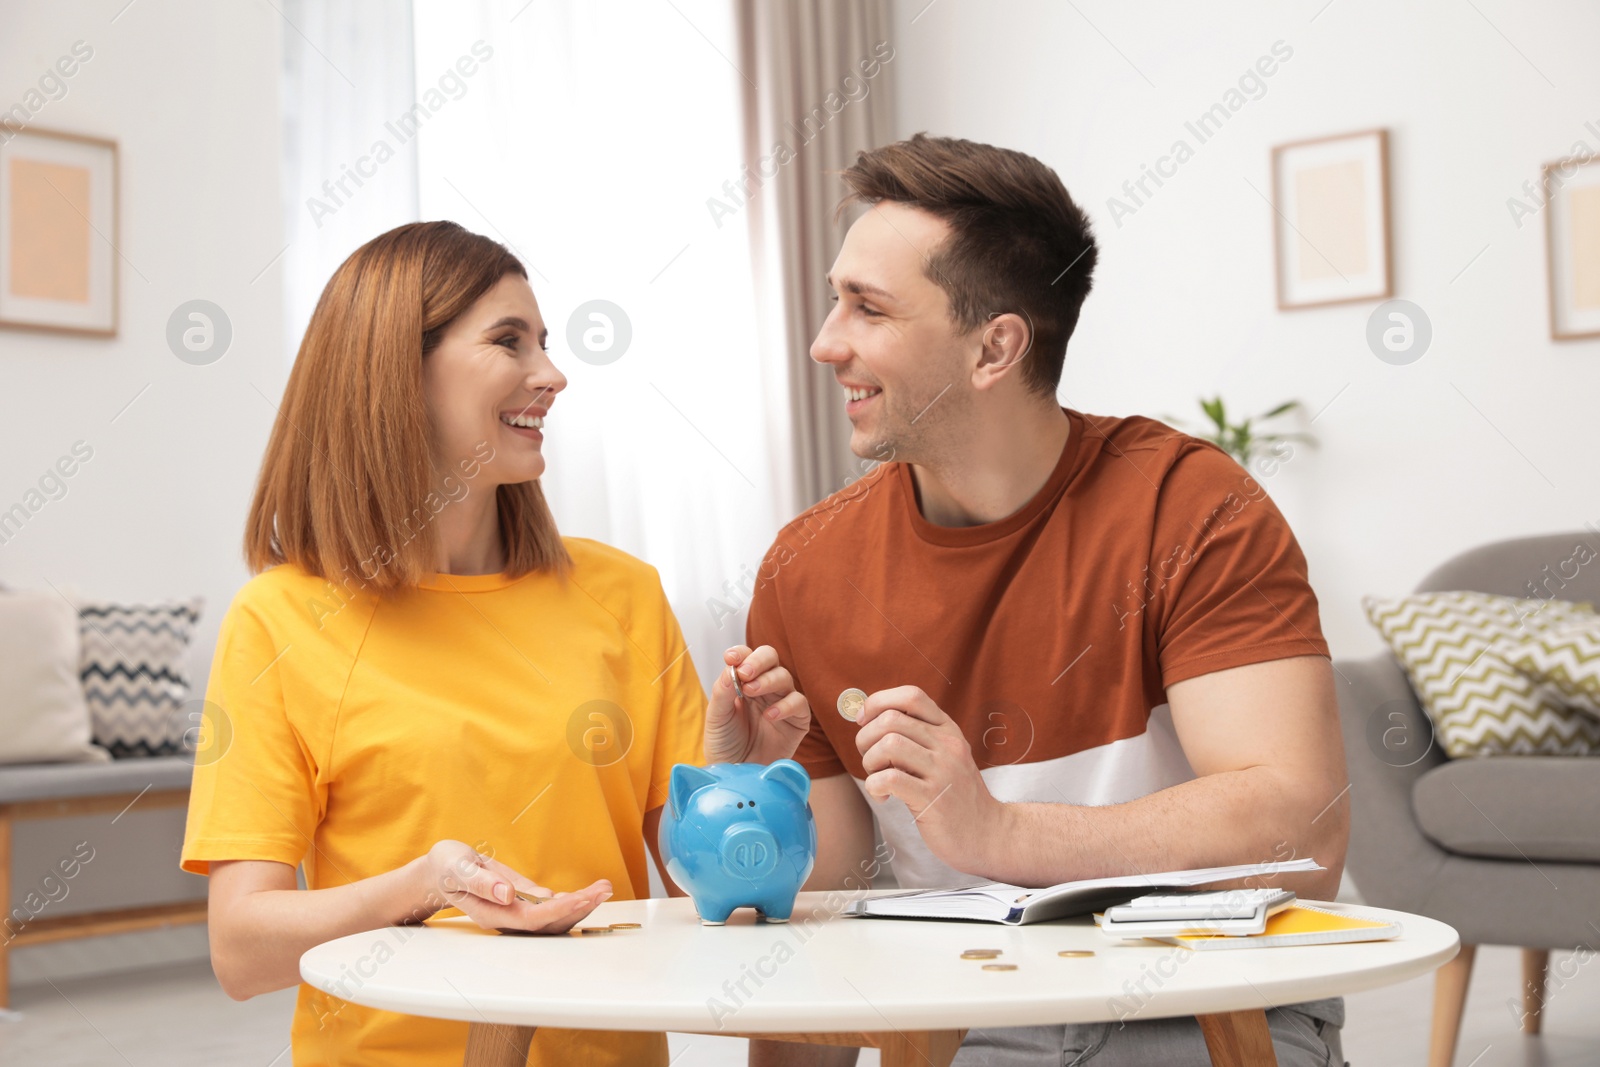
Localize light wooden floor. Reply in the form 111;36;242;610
0;943;1595;1065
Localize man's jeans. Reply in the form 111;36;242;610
950;996;1346;1067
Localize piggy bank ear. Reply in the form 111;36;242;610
759;759;810;801
669;764;719;819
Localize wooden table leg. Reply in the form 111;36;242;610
1521;947;1549;1034
1196;1008;1278;1067
0;807;11;1011
877;1029;966;1067
462;1022;535;1067
1429;943;1476;1067
719;1030;968;1067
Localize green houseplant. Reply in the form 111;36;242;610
1164;396;1318;468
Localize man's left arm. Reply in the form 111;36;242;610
855;655;1350;899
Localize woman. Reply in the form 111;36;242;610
181;221;811;1066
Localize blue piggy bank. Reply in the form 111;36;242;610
659;760;817;925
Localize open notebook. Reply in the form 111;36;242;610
1131;902;1403;950
849;858;1325;926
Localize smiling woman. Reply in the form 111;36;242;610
247;223;568;592
184;221;812;1067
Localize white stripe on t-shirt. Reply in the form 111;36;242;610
856;704;1197;889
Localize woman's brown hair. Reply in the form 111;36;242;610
245;221;570;593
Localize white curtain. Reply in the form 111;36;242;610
280;0;421;356
736;0;896;508
409;0;789;685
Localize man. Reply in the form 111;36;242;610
745;134;1350;1067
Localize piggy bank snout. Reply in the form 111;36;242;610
719;823;780;880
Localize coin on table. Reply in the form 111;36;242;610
982;963;1018;971
574;926;615;935
608;922;642;930
1058;949;1095;958
837;688;868;722
961;950;1002;959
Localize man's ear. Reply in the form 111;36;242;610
972;310;1033;392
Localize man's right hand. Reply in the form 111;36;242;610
418;839;612;933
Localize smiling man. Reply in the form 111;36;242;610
745;135;1350;1067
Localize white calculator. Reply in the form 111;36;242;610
1099;888;1296;937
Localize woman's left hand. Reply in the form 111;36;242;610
703;644;811;764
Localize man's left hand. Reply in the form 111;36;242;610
855;686;1006;873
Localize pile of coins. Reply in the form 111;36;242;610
960;948;1013;971
511;890;643;935
955;947;1096;971
573;923;643;935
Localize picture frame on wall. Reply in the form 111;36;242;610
1271;128;1392;310
1544;153;1600;341
0;126;118;337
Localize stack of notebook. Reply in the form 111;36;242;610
851;859;1328;925
849;857;1404;947
1095;887;1299;937
1112;901;1403;950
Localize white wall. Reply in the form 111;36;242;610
890;0;1600;659
1;0;285;979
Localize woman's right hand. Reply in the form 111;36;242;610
418;840;613;934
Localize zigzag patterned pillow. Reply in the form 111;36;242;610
78;599;203;758
1362;592;1600;758
1500;616;1600;719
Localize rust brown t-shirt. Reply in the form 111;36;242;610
745;406;1330;889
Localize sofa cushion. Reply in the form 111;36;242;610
78;598;203;758
0;591;110;765
1500;615;1600;719
1363;591;1600;757
1413;757;1600;863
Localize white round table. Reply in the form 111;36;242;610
300;890;1458;1067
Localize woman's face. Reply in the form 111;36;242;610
423;273;567;487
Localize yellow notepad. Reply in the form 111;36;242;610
1151;903;1402;950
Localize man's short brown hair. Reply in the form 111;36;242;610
839;133;1097;396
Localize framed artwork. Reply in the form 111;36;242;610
1271;128;1392;310
0;126;118;336
1544;153;1600;340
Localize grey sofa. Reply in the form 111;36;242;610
0;755;202;1005
1334;530;1600;1067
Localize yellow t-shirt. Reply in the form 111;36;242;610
181;537;707;1066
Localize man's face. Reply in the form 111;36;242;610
811;202;972;465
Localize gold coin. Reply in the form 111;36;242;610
837;688;867;722
608;922;642;930
574;926;614;935
514;891;552;904
1058;950;1095;958
963;949;1003;956
982;963;1018;971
